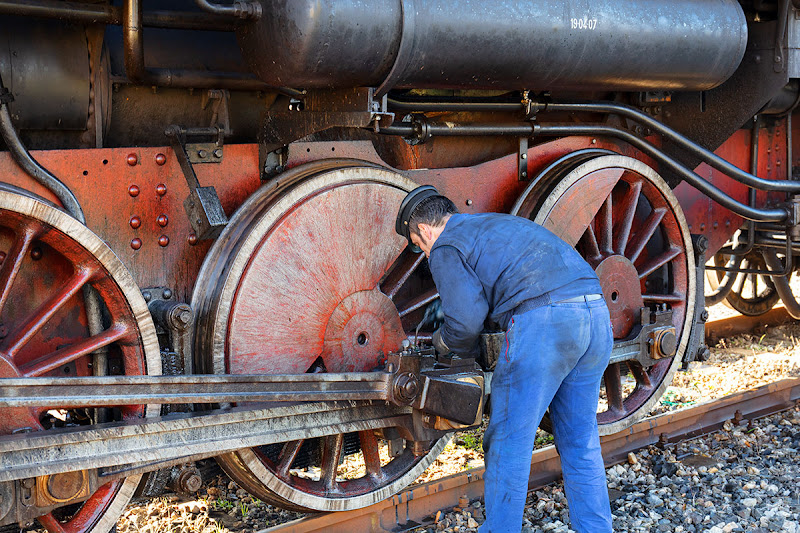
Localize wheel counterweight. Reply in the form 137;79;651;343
0;188;160;532
512;153;696;435
192;161;448;512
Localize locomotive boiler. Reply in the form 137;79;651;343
0;0;799;531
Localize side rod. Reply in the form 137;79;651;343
0;373;391;407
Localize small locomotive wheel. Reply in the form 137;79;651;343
0;188;160;532
511;152;696;435
712;251;780;316
192;161;448;512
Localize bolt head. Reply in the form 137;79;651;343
126;153;138;166
131;238;142;250
162;288;172;299
128;184;140;197
155;153;167;166
158;235;170;247
155;183;167;196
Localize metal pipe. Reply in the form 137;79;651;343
123;0;145;84
386;96;800;193
0;0;238;31
379;120;789;222
194;0;261;20
117;0;295;94
763;249;800;319
0;77;84;222
536;124;789;221
541;101;800;192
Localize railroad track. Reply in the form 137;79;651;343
259;311;800;533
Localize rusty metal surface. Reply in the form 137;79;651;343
264;377;800;533
0;144;261;303
0;189;162;532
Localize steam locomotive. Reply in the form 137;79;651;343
0;0;798;530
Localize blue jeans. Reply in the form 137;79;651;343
478;298;613;533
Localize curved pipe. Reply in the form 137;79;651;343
379;120;789;222
541;101;800;193
0;1;238;31
535;124;789;222
194;0;261;20
763;249;800;319
386;96;800;193
0;81;84;223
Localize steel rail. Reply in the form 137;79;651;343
263;377;800;533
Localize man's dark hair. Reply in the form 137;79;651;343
408;195;458;236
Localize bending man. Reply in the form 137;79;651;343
395;185;614;533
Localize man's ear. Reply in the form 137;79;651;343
418;223;433;242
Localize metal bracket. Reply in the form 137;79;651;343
165;125;228;240
683;235;709;367
518;137;529;181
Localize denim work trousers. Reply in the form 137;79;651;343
478;298;614;533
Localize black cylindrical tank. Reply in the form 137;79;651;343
238;0;748;92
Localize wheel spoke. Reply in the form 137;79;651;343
637;247;682;279
625;207;666;263
629;362;653;389
276;439;304;479
21;322;133;377
614;180;642;255
0;225;38;316
380;248;425;300
3;267;96;358
579;224;602;263
642;292;685;303
397;288;439;318
359;430;384;480
603;363;624;414
599;194;613;254
320;434;344;492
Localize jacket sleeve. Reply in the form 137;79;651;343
428;245;489;355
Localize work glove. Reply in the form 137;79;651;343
431;327;450;355
420;299;445;330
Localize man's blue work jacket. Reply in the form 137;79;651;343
429;213;603;355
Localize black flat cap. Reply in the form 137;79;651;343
395;185;439;246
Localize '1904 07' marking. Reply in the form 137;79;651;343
570;17;598;30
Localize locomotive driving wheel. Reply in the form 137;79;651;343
192;161;447;512
0;187;160;532
512;152;695;435
711;250;780;316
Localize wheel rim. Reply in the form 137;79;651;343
0;189;160;532
511;153;695;435
714;251;780;316
192;161;448;511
